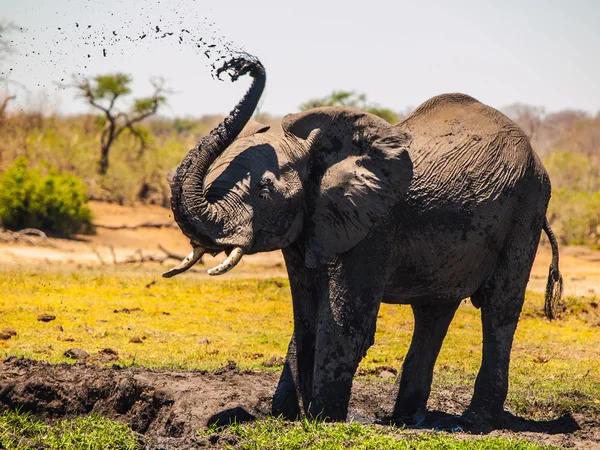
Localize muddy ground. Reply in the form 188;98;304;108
0;357;597;449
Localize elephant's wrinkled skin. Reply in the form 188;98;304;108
166;57;562;429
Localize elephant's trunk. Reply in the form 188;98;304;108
169;56;266;249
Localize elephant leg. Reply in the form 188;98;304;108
273;335;302;419
307;290;382;421
392;301;460;423
306;254;387;421
273;245;318;419
464;224;542;430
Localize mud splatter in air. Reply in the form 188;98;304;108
2;0;253;91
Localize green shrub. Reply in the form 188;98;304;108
544;151;600;247
548;189;600;246
0;157;93;237
545;151;600;193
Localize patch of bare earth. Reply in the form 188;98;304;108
0;358;597;449
0;201;287;278
1;201;599;293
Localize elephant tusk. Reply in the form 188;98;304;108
207;247;244;276
162;246;206;278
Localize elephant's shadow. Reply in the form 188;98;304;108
206;406;580;435
390;409;581;435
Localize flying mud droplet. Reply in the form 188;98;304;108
5;0;256;108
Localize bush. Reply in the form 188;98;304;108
545;151;600;193
544;151;600;247
0;157;93;237
548;189;600;246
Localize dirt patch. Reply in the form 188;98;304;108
2;201;599;292
0;201;288;279
0;358;597;449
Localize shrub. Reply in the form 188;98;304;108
545;150;600;193
548;189;600;246
544;151;600;247
0;157;93;237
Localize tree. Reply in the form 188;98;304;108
75;74;168;175
0;22;17;64
502;103;545;141
0;94;15;120
0;22;20;119
300;90;399;124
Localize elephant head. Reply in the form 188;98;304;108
165;56;413;277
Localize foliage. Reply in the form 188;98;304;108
0;269;598;419
0;157;92;236
547;189;600;245
74;73;168;174
204;417;557;449
366;106;400;124
0;99;598;245
545;151;600;193
0;113;196;206
300;90;400;124
0;410;141;450
544;151;600;246
88;74;132;98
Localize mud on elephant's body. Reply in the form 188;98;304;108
166;57;562;429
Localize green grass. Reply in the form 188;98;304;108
0;410;140;449
0;411;558;450
198;417;557;449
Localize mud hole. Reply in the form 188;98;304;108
0;358;598;449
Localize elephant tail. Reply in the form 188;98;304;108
542;218;564;320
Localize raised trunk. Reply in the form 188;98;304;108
170;56;266;247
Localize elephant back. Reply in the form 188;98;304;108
396;93;549;208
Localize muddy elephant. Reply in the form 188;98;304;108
164;56;563;429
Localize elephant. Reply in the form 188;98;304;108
164;55;563;429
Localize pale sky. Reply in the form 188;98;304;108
1;0;599;118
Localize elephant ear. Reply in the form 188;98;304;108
282;107;413;268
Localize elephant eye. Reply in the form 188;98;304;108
258;179;273;199
259;185;271;199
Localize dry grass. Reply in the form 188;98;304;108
0;267;598;419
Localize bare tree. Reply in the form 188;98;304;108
75;74;168;174
502;103;546;141
0;22;17;63
0;94;15;120
0;22;20;119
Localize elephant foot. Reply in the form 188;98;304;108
461;405;503;433
272;381;300;420
306;401;348;422
272;362;301;420
390;407;428;428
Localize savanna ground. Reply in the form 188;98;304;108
0;202;599;449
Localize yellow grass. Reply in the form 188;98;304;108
0;267;599;418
